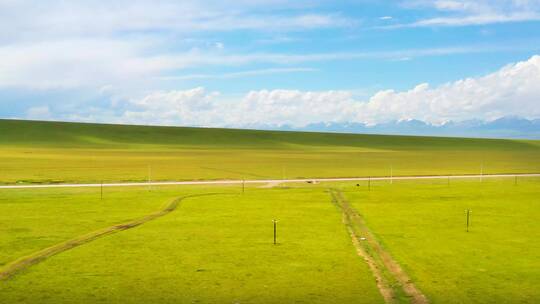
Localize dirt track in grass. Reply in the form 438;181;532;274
0;193;228;281
330;189;429;304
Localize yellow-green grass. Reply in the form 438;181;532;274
0;185;384;304
1;118;539;303
0;186;227;268
340;177;540;303
1;119;539;184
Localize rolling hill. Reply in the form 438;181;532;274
1;119;539;184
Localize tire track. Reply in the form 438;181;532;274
329;189;396;303
0;193;228;281
329;188;429;304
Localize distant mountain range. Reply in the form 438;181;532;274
268;117;540;139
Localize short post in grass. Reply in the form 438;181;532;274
515;175;518;186
466;209;471;232
273;219;278;245
390;166;393;185
368;176;371;191
447;176;450;187
242;179;245;194
100;181;103;200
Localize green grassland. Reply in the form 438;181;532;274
1;119;540;184
1;120;539;303
1;179;538;303
0;185;384;304
340;177;540;303
0;186;219;267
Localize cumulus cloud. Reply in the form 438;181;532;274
90;55;540;127
111;88;359;127
4;1;539;128
362;55;540;124
233;89;360;126
123;87;222;126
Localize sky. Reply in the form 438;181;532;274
1;0;540;132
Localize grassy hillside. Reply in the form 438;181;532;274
1;119;539;184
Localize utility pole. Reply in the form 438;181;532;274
466;209;471;232
273;219;278;245
147;165;151;191
480;163;484;183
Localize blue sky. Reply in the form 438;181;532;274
0;0;539;130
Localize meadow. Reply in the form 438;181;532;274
340;177;540;303
1;119;539;303
0;185;384;304
1;178;538;303
1;119;540;184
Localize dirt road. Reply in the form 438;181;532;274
1;173;538;189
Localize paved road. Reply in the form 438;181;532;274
1;173;539;189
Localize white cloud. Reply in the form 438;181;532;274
3;1;540;129
0;1;537;91
3;37;529;90
398;0;540;27
411;12;540;27
232;89;360;127
408;0;540;12
120;87;224;126
0;1;357;91
431;1;484;12
0;1;352;44
85;55;540;127
159;67;317;81
0;39;163;90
